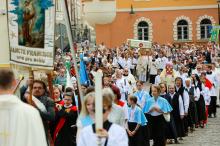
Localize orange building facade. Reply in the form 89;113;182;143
94;0;219;48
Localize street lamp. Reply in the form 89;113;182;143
130;4;135;15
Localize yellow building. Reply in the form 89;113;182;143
84;0;219;47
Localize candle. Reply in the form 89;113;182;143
95;72;103;131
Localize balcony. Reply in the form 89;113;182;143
83;0;116;27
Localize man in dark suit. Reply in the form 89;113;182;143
203;49;211;63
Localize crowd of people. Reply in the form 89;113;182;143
1;41;219;146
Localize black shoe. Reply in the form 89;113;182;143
208;115;212;118
216;105;220;108
190;127;194;133
179;137;183;140
214;114;217;118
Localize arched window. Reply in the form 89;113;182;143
200;19;212;39
137;21;149;41
177;20;188;40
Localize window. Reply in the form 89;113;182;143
200;19;212;39
56;0;62;12
177;20;188;40
137;21;149;40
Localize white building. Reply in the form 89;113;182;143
0;0;10;68
55;0;91;47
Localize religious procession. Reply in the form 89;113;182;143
1;0;220;146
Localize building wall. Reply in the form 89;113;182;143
96;8;218;47
0;0;10;67
117;0;217;9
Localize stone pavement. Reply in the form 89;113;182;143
171;110;220;146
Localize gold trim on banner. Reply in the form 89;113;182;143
0;64;10;68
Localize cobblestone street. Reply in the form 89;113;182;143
172;110;220;146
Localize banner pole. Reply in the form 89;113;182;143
61;0;83;107
28;68;34;105
47;71;54;100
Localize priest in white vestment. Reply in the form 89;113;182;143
0;69;47;146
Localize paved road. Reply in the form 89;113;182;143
171;110;220;146
144;83;220;146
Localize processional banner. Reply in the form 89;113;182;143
127;39;152;49
7;0;55;69
210;25;220;43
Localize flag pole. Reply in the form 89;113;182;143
61;0;83;107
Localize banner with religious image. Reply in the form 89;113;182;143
127;39;152;49
210;25;220;43
7;0;55;69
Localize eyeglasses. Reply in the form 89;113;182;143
64;98;72;101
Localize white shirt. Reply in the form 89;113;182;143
112;57;119;68
180;73;188;87
161;56;168;69
123;74;136;92
108;104;126;127
149;61;157;75
194;87;201;101
150;103;162;116
201;84;211;105
184;86;201;101
71;76;77;85
155;57;163;69
117;57;124;68
115;77;131;101
122;58;132;70
135;90;148;109
176;87;190;113
206;72;218;96
214;68;220;87
154;75;161;85
128;106;137;122
0;94;47;146
193;69;202;76
136;56;147;75
169;93;185;116
78;123;128;146
122;103;129;120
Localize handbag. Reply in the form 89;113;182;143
163;113;171;122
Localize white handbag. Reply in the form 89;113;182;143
163;113;171;122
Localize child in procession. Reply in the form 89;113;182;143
127;95;148;146
54;93;78;146
145;85;173;146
